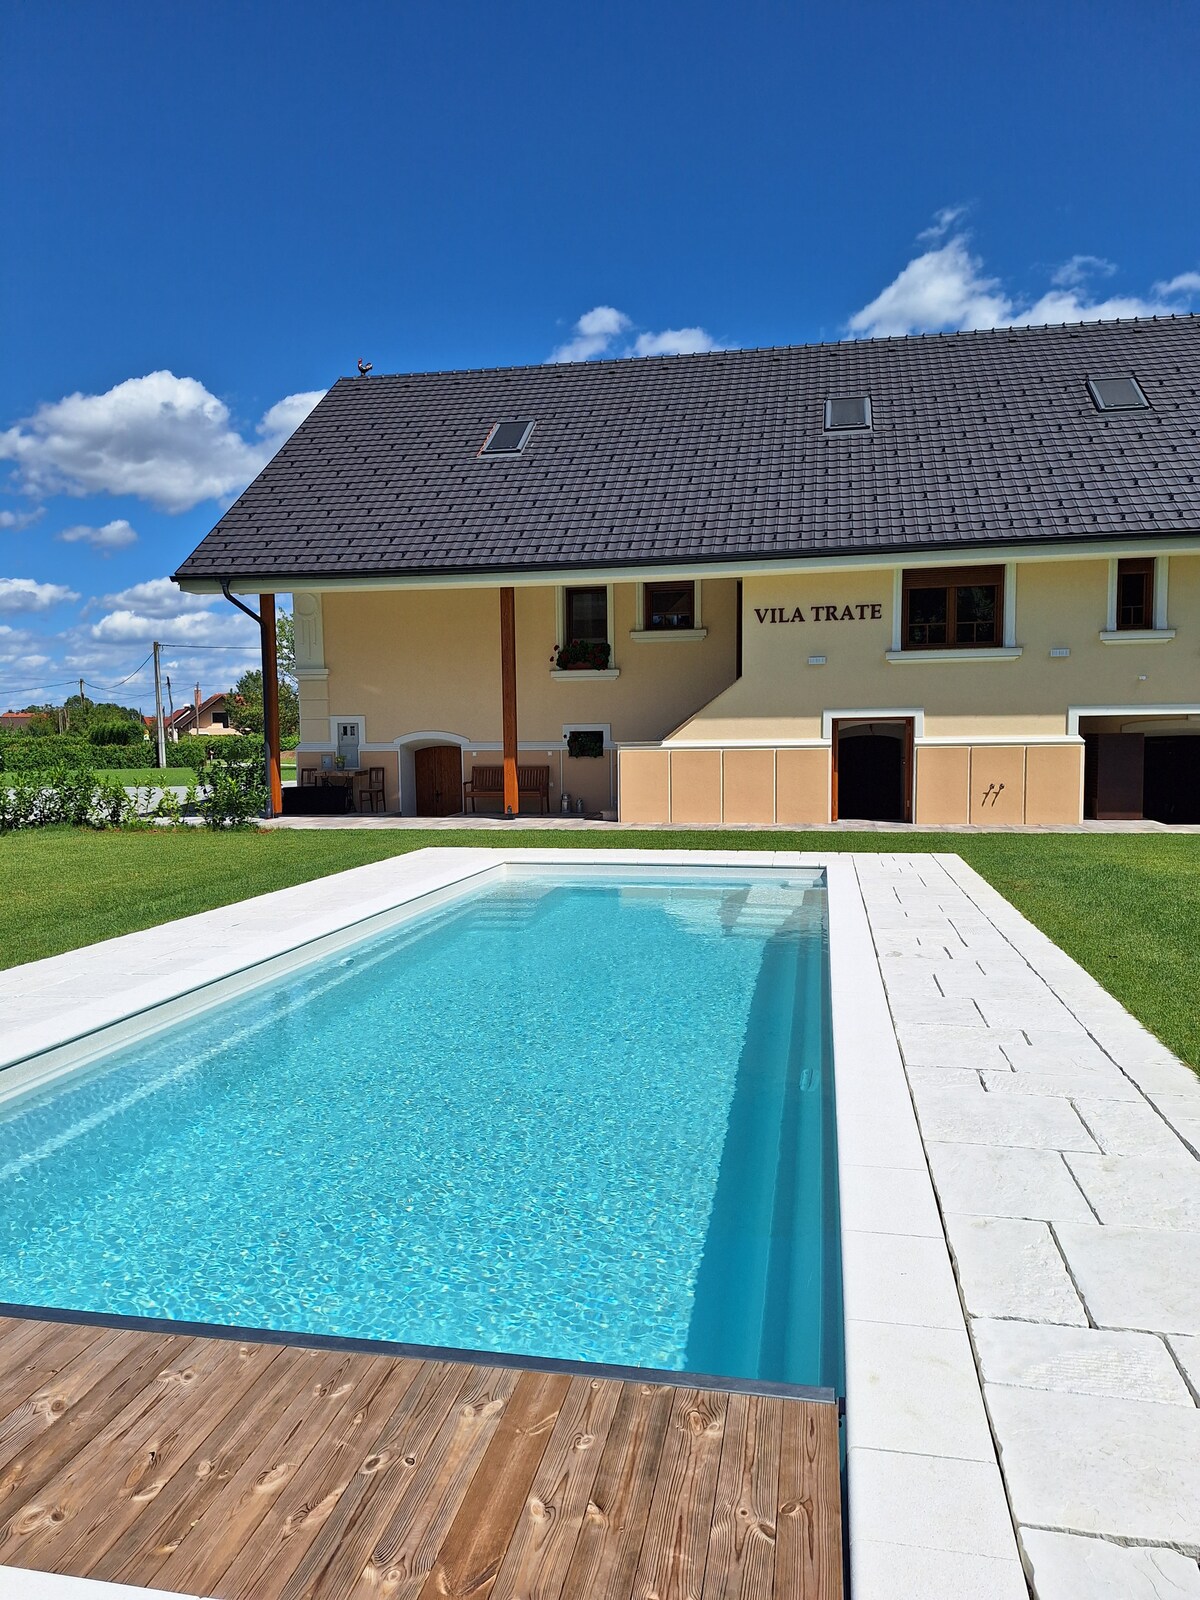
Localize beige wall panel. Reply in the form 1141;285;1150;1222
618;749;670;823
775;747;830;824
669;749;723;824
562;750;614;813
1025;744;1084;825
722;748;776;825
319;579;738;750
969;746;1026;824
915;745;970;825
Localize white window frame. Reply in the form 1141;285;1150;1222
1102;554;1172;641
556;579;620;672
630;578;707;642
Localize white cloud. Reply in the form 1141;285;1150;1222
56;518;139;553
551;306;633;363
90;603;257;648
0;373;326;513
849;219;1200;337
0;578;80;614
1154;271;1200;298
632;327;721;358
1052;254;1116;288
100;576;217;618
0;506;44;532
918;205;969;243
848;236;1013;338
551;305;725;363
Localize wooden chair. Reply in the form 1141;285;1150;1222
462;763;551;813
358;766;386;812
300;767;318;786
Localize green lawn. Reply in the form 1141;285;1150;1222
2;827;1197;1070
93;768;198;785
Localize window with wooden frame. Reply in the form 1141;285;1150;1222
564;586;608;644
1115;557;1155;630
643;580;695;631
901;566;1004;649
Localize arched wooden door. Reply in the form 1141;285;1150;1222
413;745;463;816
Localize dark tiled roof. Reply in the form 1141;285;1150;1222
175;317;1200;584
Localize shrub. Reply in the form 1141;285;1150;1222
176;733;266;766
196;757;266;828
87;721;145;747
0;768;138;832
0;734;155;772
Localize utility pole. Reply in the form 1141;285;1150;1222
152;642;167;769
165;675;175;744
78;678;86;707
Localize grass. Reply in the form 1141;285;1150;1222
2;827;1197;1070
92;768;198;785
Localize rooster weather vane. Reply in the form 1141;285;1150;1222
357;357;373;376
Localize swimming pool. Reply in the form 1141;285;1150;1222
0;868;841;1392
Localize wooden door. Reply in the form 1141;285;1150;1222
969;746;1026;824
414;745;462;816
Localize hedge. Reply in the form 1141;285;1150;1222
0;735;154;772
175;733;266;764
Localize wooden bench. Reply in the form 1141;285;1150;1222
463;763;551;813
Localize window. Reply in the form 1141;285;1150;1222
824;396;871;431
1087;376;1149;412
643;581;695;630
1116;557;1154;629
480;420;534;455
902;566;1003;649
564;586;608;643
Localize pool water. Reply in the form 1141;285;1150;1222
0;871;841;1391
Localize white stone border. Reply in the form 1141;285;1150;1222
0;848;1024;1597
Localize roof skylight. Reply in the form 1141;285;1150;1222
824;396;872;431
480;420;535;456
1087;376;1149;412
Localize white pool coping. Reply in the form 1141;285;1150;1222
0;847;1083;1597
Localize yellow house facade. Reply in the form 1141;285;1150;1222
175;317;1200;826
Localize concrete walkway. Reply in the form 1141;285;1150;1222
855;854;1200;1598
262;813;1200;832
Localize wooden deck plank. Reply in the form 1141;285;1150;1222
91;1341;318;1586
275;1358;476;1600
0;1330;187;1514
0;1328;134;1474
776;1399;842;1600
337;1362;528;1600
412;1367;572;1600
701;1392;783;1600
0;1318;842;1600
489;1373;624;1600
150;1346;391;1598
628;1386;729;1600
0;1336;281;1575
557;1379;677;1600
210;1353;415;1600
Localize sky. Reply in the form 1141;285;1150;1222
1;0;1198;713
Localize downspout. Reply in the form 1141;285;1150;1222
219;579;279;818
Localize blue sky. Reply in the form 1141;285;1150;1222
2;0;1197;712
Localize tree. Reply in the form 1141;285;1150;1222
227;607;300;746
228;669;300;746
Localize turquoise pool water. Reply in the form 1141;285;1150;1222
0;871;841;1391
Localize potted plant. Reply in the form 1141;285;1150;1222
551;639;611;671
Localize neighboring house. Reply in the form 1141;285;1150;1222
0;711;36;731
167;690;233;738
174;316;1200;824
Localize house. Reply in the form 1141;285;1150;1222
167;688;233;738
174;316;1200;824
0;711;36;731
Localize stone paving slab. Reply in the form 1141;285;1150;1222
1020;1530;1200;1600
856;853;1200;1592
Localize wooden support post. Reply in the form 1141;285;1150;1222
260;594;283;818
500;587;519;817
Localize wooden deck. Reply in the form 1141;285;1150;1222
0;1312;842;1599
